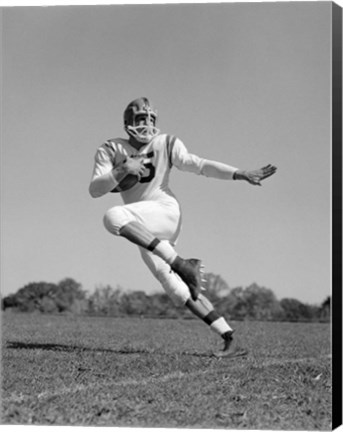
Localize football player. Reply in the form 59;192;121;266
89;97;277;358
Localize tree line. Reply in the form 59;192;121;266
1;275;330;322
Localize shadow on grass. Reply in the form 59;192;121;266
6;341;212;357
6;341;118;353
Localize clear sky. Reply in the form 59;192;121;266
1;1;332;305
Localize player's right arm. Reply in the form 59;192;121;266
89;144;145;198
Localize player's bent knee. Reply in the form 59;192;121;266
103;207;132;236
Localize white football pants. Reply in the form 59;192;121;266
103;198;191;306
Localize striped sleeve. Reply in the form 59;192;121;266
170;137;204;175
166;135;177;168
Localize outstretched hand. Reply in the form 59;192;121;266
237;164;277;186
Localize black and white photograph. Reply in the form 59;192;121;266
1;0;341;429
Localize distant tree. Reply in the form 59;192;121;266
218;286;247;319
216;284;282;321
87;284;123;316
243;283;284;321
39;295;59;313
119;290;152;316
279;298;318;322
2;278;87;314
4;282;59;312
54;278;87;312
202;272;231;302
2;293;18;310
280;298;302;321
148;292;183;318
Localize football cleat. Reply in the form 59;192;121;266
171;257;202;301
124;97;160;143
213;330;248;359
200;264;207;284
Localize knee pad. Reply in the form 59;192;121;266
103;207;133;236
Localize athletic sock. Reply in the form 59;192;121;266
209;316;233;336
147;238;178;265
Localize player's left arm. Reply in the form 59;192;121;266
171;138;238;178
171;138;277;184
199;159;277;185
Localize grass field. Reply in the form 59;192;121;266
2;312;331;429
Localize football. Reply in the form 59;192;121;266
111;174;139;193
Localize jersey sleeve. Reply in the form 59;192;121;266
169;137;239;180
169;137;204;174
89;144;118;198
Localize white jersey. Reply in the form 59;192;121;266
89;133;238;204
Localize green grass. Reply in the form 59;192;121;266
2;312;331;429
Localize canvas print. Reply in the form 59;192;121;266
1;1;340;429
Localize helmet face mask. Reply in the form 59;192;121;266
124;97;160;144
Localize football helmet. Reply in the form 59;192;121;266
124;97;160;143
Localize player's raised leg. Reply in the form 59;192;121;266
119;221;202;300
103;207;202;300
